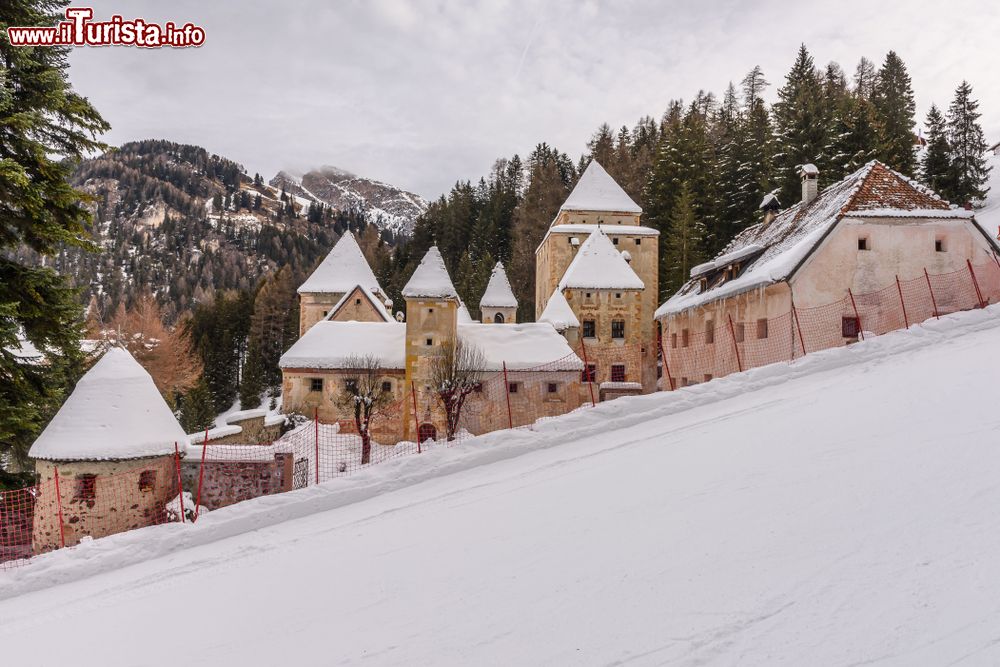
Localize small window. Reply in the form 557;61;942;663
735;322;745;343
611;320;625;339
381;381;392;393
704;374;713;382
567;237;573;244
705;321;714;344
310;378;323;392
935;238;945;252
428;307;434;314
75;474;96;501
547;382;558;394
614;292;621;299
681;329;689;347
612;237;619;245
585;292;592;299
858;237;869;251
138;470;156;493
508;382;519;394
474;382;483;393
842;316;861;338
611;364;626;382
425;337;433;346
671;332;677;349
581;364;597;382
582;320;596;338
355;298;362;305
635;238;641;246
344;378;358;393
699;277;708;292
322;310;328;317
757;319;768;339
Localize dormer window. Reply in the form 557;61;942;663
699;277;708;292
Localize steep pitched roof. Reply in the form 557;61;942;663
558;227;644;291
538;289;580;332
325;284;393;323
480;262;518;308
29;348;187;461
297;231;384;296
402;246;459;299
656;161;973;317
560;161;641;214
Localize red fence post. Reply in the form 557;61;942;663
52;467;66;549
579;342;596;407
968;259;986;308
924;268;940;319
501;362;514;429
657;331;675;391
194;429;208;522
848;289;864;341
410;381;421;454
895;275;910;329
313;407;320;485
726;314;743;373
792;302;807;356
174;442;185;524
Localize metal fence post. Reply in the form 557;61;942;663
895;275;909;329
313;407;319;484
924;268;940;319
968;259;986;308
410;381;421;453
848;289;864;341
52;467;66;548
502;362;514;429
657;330;675;391
174;442;185;523
194;429;208;522
791;302;807;357
726;314;743;373
579;342;596;407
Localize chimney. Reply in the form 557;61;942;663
758;191;781;227
799;163;819;205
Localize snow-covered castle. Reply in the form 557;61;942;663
280;160;657;442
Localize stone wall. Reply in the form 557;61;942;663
181;453;293;510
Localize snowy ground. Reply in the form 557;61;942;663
4;306;1000;664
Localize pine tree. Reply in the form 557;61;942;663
238;340;265;409
1;0;110;471
872;51;917;175
827;95;879;179
853;57;877;101
772;45;828;204
662;183;707;295
944;81;991;206
920;104;951;195
178;377;216;433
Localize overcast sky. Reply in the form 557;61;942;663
68;0;1000;199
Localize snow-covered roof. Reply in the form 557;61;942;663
298;231;384;296
536;223;659;254
29;348;187;461
279;321;406;370
799;163;820;176
538;289;580;331
560;161;642;214
559;227;644;291
457;324;583;371
402;246;459;299
480;262;517;308
656;161;960;317
325;284;393;323
457;300;475;324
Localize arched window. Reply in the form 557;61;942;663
418;423;437;443
494;312;505;324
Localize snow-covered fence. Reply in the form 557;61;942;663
660;257;1000;389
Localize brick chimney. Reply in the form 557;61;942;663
799;163;819;205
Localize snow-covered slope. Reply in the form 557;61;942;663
4;306;1000;664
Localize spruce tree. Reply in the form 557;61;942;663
920;104;951;196
772;45;828;204
662;182;707;295
1;0;110;470
945;81;991;206
179;377;216;433
238;341;265;409
828;95;879;179
872;51;917;175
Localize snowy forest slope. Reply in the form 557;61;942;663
3;304;1000;664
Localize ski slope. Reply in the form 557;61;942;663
4;307;1000;665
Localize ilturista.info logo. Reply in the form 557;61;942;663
7;7;205;48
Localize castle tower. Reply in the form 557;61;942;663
535;161;659;392
479;262;518;323
401;246;459;442
297;231;389;336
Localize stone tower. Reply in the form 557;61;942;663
401;246;459;442
479;261;518;324
534;161;659;392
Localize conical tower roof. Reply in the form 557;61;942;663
297;231;384;296
29;348;188;461
560;161;641;214
538;289;579;332
479;262;518;308
402;246;459;299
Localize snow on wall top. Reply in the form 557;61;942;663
402;246;459;299
279;321;406;370
458;323;583;371
559;227;644;291
29;347;187;461
538;289;580;331
297;231;384;296
480;262;518;308
656;161;959;318
560;161;642;214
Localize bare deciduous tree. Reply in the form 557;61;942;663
337;354;394;464
430;339;487;442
